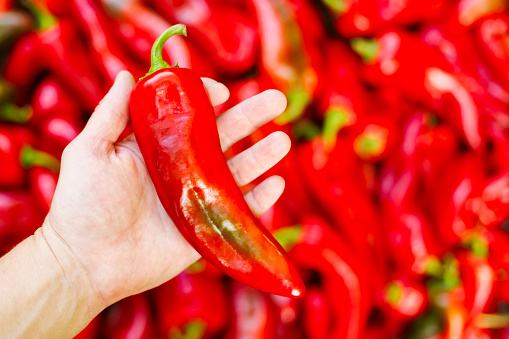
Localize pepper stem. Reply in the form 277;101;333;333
20;145;60;172
0;104;33;124
144;24;187;79
22;0;57;31
351;38;379;64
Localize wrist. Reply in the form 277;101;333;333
38;219;107;317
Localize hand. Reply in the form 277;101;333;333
43;71;291;308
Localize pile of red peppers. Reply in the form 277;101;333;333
1;0;509;337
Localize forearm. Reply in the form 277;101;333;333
0;222;104;339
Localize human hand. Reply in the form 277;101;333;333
42;71;291;308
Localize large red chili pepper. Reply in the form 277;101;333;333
274;217;372;339
146;0;258;75
248;0;317;124
225;282;279;339
129;25;304;298
2;1;102;110
102;294;155;339
67;0;145;83
152;270;230;338
0;126;59;189
102;0;216;79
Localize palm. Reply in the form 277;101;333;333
46;72;291;305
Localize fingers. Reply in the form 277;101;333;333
80;71;135;150
228;132;291;186
217;90;287;151
244;176;285;217
202;78;229;106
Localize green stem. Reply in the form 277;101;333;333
476;313;509;329
273;225;302;251
143;24;187;79
322;108;350;150
351;38;379;64
20;145;60;172
274;88;311;125
22;0;57;31
0;104;32;124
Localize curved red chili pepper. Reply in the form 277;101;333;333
225;282;279;339
103;294;155;339
248;0;317;124
153;270;229;338
68;0;145;82
129;25;304;298
274;217;372;339
145;0;258;75
2;1;103;110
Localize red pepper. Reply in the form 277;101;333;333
146;0;258;75
378;275;429;322
103;294;155;339
153;270;229;338
39;115;81;158
74;316;100;339
28;166;58;213
269;294;301;337
474;13;509;92
129;26;304;298
248;0;317;124
67;0;145;83
2;1;103;110
0;191;44;244
30;77;82;127
102;0;216;79
0;0;13;12
352;30;483;150
0;126;59;189
274;217;372;339
322;0;449;38
225;282;279;339
302;287;332;339
429;155;485;248
423;26;509;106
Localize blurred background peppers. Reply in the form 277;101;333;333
1;0;509;337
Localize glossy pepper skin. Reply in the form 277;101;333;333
2;1;102;110
129;25;304;298
146;0;258;75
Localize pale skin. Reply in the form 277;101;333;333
0;71;292;338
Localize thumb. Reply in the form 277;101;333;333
81;71;135;150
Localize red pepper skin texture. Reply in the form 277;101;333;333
28;166;58;213
103;0;217;79
146;0;258;75
2;18;102;111
225;282;279;339
302;287;331;339
40;115;81;158
153;270;229;338
0;126;34;189
73;316;100;339
102;294;155;339
130;65;304;298
30;77;82;127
